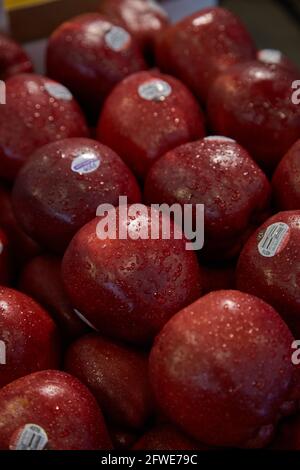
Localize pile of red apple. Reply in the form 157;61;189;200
0;0;300;451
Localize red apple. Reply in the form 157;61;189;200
62;205;203;344
0;370;112;450
133;424;202;450
0;229;11;285
0;286;60;388
236;211;300;337
272;140;300;210
207;62;300;171
0;73;88;181
150;290;298;448
47;13;146;117
108;426;138;449
257;48;299;74
0;33;33;80
65;333;153;428
19;255;87;340
99;0;169;57
97;70;205;179
144;137;271;260
0;185;41;267
155;7;256;103
12;138;141;253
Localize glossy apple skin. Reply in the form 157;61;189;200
133;424;202;450
144;137;271;261
236;211;300;337
155;7;256;103
0;287;60;388
65;333;153;429
272;140;300;210
0;33;33;80
0;73;88;182
47;13;146;117
257;49;299;74
0;229;12;285
12;138;141;253
99;0;169;56
97;70;205;179
62;206;203;344
150;290;298;448
108;426;138;449
207;62;300;171
0;370;112;450
0;186;41;267
19;255;87;340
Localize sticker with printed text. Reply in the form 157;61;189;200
71;153;101;175
258;222;290;257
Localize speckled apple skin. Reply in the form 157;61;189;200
0;186;41;267
97;70;205;179
272;140;300;210
12;138;141;253
0;229;11;285
65;333;153;429
144;138;271;260
207;62;300;171
0;370;112;450
19;255;87;340
0;33;33;80
155;7;256;103
0;287;60;388
62;206;203;344
236;211;300;337
99;0;169;55
0;74;88;182
133;424;202;450
47;13;146;116
149;290;298;448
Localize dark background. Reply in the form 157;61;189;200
220;0;300;66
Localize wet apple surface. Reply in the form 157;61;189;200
144;137;271;260
47;13;146;117
155;7;256;102
0;33;33;80
0;287;60;387
12;138;141;253
0;370;112;450
236;211;300;337
0;74;88;181
99;0;169;57
150;290;298;448
207;62;300;171
97;70;205;179
272;140;300;210
65;333;153;429
19;255;87;340
62;206;203;344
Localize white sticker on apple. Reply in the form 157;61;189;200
105;26;130;52
44;82;73;101
204;136;236;143
138;79;172;102
13;424;48;451
258;222;290;257
71;153;101;175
